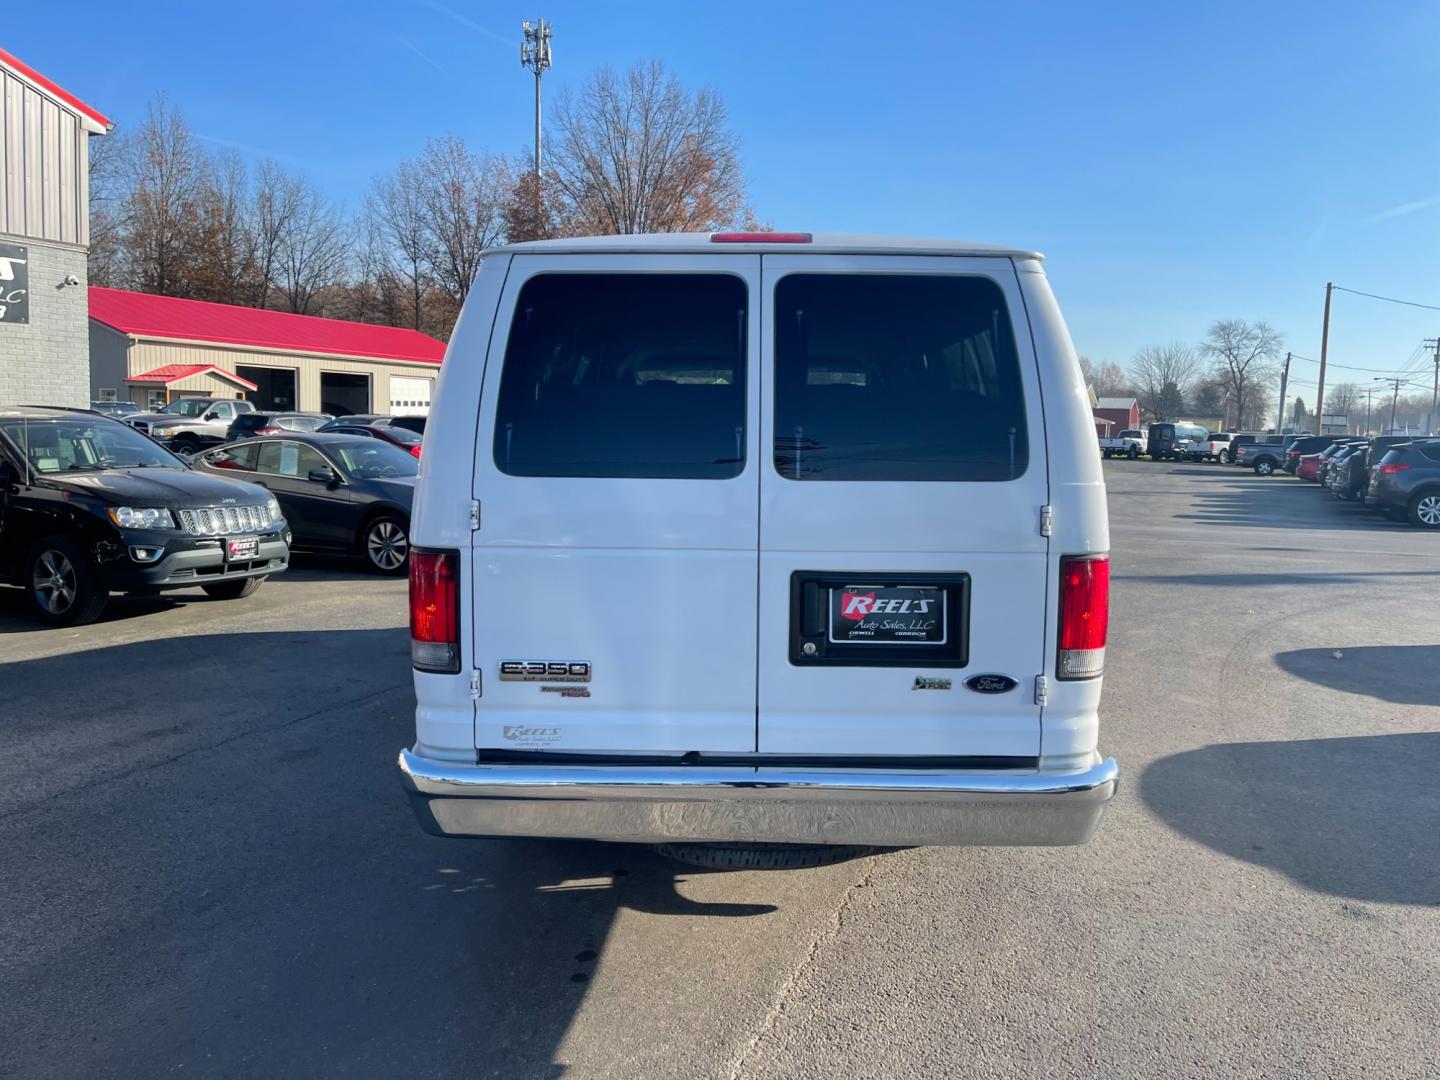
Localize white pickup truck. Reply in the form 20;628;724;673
1184;432;1233;463
1098;429;1144;459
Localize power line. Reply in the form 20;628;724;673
1332;285;1440;312
1288;353;1425;374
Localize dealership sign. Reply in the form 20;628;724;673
0;243;27;324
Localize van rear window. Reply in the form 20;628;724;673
493;274;747;479
773;274;1028;481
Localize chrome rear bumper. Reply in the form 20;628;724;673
398;750;1119;848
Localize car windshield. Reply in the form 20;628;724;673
330;439;419;479
158;400;211;417
0;417;184;472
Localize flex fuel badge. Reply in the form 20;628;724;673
913;676;952;691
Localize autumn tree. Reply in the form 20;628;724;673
502;170;558;244
549;60;749;234
1203;320;1283;433
1131;344;1202;422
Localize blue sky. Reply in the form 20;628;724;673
12;1;1440;400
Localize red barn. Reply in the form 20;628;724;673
1095;397;1140;431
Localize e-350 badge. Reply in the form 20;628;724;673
499;660;591;683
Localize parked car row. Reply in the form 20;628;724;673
1274;433;1440;528
0;406;419;626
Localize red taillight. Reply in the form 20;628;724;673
710;231;812;243
1057;555;1109;680
1379;463;1410;474
410;549;459;673
409;444;422;458
256;426;283;435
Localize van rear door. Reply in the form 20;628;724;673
471;254;761;754
756;255;1047;758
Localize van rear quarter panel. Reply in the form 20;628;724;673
410;254;512;759
1019;261;1109;765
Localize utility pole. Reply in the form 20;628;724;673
1275;351;1291;432
1426;337;1440;434
520;18;553;179
1316;282;1333;433
1364;386;1372;435
1375;377;1406;434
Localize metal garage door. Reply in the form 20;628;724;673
389;376;433;417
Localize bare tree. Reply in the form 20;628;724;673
249;160;303;307
367;160;431;328
275;180;350;314
549;60;748;234
87;129;131;286
124;97;208;296
1093;361;1130;397
193;149;258;304
1203;319;1283;432
1327;382;1362;421
417;136;507;305
1131;344;1203;422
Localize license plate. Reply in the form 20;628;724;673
226;536;260;561
829;585;947;646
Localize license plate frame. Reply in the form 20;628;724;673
789;571;970;668
226;536;260;562
827;585;948;647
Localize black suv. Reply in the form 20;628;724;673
1366;440;1440;527
0;408;291;625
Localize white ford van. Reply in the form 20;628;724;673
399;233;1116;865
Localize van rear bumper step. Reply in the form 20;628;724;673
397;750;1119;848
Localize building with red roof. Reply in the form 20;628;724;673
0;49;111;407
89;288;447;416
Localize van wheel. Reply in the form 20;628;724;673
361;515;410;574
202;576;266;600
26;538;108;627
654;842;895;870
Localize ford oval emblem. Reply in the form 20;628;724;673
964;674;1018;694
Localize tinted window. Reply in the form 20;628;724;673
1421;444;1440;463
0;418;182;472
203;444;257;471
255;441;329;478
331;440;419;479
493;274;747;479
232;414;270;432
773;274;1027;482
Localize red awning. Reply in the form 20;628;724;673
126;364;259;391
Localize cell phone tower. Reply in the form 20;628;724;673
520;19;553;178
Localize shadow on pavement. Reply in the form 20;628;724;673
1275;645;1440;706
1141;733;1440;905
0;630;777;1078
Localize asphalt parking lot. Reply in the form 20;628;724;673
3;462;1438;1079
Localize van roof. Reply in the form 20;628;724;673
487;233;1044;261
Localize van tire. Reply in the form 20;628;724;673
654;841;893;870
